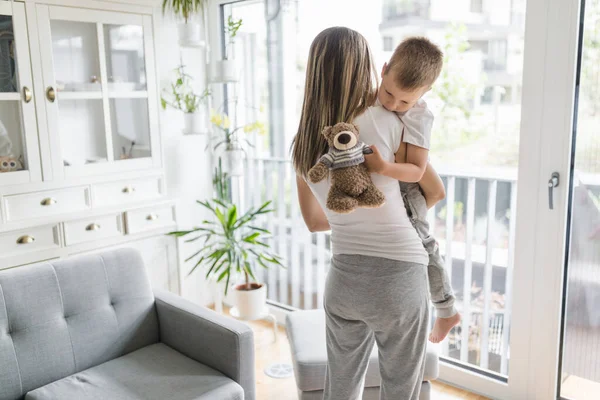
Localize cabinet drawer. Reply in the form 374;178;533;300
93;178;162;208
0;225;61;257
3;187;90;221
64;214;124;246
125;205;175;235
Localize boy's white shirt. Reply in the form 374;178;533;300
396;98;433;150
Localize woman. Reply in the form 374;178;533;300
292;27;430;400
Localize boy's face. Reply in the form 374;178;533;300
378;63;430;113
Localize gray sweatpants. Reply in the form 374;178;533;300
324;254;430;400
400;182;457;318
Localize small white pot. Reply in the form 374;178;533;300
178;23;204;48
222;144;245;177
183;110;207;135
234;283;267;319
212;59;238;83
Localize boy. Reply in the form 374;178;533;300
364;37;461;343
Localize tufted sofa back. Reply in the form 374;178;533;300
0;248;158;400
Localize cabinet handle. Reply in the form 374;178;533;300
46;86;56;102
17;235;35;244
146;214;158;221
22;87;32;103
40;198;57;206
122;186;135;194
86;223;101;231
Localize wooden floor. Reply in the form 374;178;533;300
231;309;490;400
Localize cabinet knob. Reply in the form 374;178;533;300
46;86;56;102
22;87;32;103
17;235;35;244
146;214;158;221
122;186;135;194
40;198;57;206
86;223;101;231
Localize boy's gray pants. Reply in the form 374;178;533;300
400;182;457;318
324;254;430;400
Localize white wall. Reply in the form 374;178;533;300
154;11;214;306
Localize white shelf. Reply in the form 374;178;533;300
58;91;103;100
108;91;148;99
0;93;21;101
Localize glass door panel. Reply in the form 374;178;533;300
109;98;151;160
57;99;106;167
103;24;146;92
0;12;28;178
51;20;101;93
560;0;600;398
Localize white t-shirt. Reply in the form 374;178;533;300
307;106;429;265
397;99;433;150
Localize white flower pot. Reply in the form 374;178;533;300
223;144;245;177
234;283;267;319
178;23;205;48
183;110;207;135
211;59;238;83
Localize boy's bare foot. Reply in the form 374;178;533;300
429;313;461;343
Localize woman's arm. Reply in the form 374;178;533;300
296;176;330;232
364;143;428;183
419;163;446;209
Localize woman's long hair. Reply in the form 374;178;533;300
292;27;378;177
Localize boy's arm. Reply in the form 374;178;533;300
364;143;428;183
420;163;446;209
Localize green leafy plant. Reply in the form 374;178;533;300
162;0;205;24
224;15;243;59
161;65;210;114
168;199;283;294
168;156;282;294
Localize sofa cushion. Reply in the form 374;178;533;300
0;248;158;400
286;309;439;392
25;343;244;400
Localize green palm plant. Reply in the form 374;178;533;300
168;160;283;294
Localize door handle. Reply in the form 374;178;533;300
548;172;559;210
22;87;32;103
46;86;56;102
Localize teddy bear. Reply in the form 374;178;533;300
0;156;23;173
308;122;385;214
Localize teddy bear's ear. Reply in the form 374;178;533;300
321;126;332;137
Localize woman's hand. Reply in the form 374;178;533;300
363;145;389;174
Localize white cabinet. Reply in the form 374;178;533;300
0;2;42;186
35;5;162;180
0;1;179;294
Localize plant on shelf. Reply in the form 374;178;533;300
209;109;265;176
213;15;243;82
161;64;210;134
162;0;207;47
168;159;283;318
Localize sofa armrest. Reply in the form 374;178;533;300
154;289;255;400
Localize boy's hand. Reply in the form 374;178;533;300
364;145;388;174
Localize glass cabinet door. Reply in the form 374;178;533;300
0;2;41;185
37;6;159;179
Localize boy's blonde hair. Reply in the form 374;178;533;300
292;27;378;177
385;37;443;90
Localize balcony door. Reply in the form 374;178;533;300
206;0;583;398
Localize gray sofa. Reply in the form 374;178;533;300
0;248;255;400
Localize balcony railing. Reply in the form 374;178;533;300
242;156;519;375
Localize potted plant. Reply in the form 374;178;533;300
162;0;206;47
213;15;243;82
161;65;210;135
168;163;283;319
210;110;265;176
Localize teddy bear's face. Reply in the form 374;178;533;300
0;156;22;173
323;122;360;151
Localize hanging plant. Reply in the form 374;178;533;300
162;0;205;24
